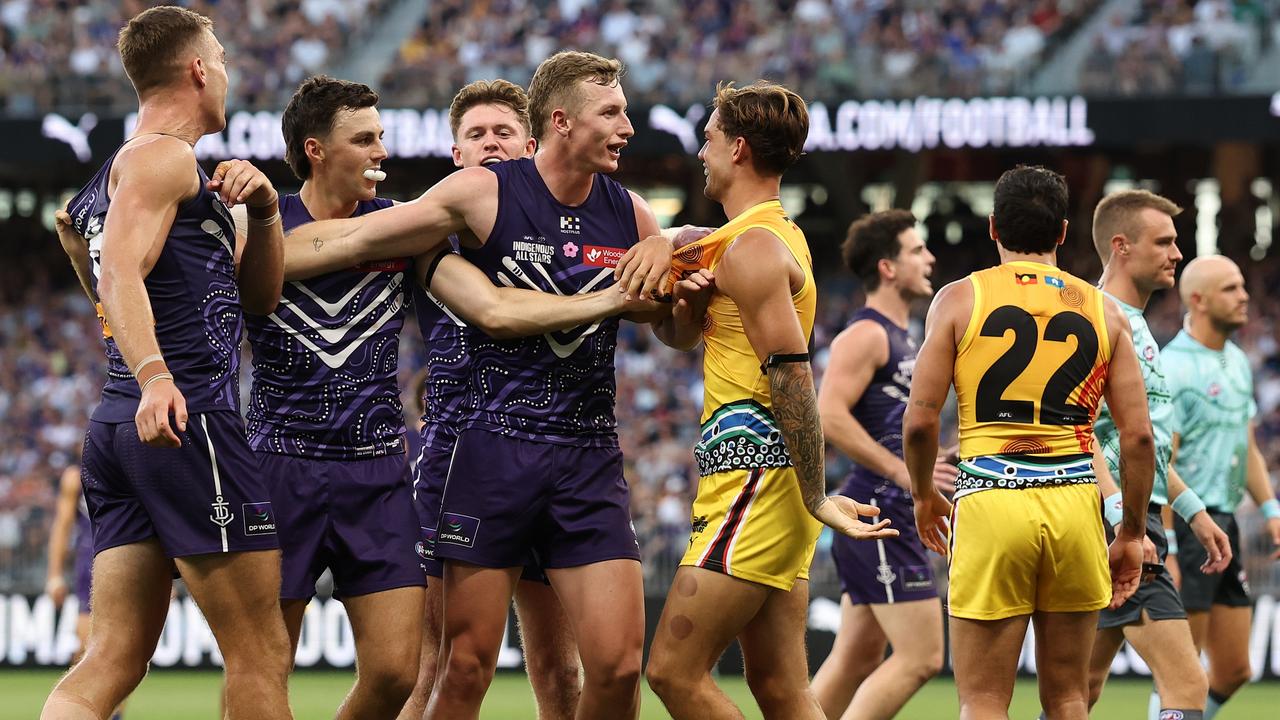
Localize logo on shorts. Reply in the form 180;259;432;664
439;513;479;548
209;495;234;527
1159;711;1185;720
901;565;934;591
242;502;276;536
876;563;897;587
691;515;709;534
416;527;437;559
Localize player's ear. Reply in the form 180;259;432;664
525;137;537;157
1110;234;1127;258
191;56;206;88
731;135;748;165
1057;219;1068;246
451;144;463;169
987;214;998;244
551;108;571;138
304;137;324;167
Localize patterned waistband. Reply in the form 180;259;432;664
954;453;1095;498
694;399;792;477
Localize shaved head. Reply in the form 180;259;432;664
1178;255;1240;306
1179;254;1249;332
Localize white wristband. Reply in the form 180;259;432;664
140;372;174;393
248;211;281;228
132;353;165;377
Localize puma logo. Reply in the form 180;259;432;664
42;113;98;162
649;104;706;154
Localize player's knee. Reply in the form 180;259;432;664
912;648;944;685
357;663;418;706
744;665;805;714
645;660;690;702
1216;661;1251;691
442;647;498;696
583;651;641;694
529;655;581;697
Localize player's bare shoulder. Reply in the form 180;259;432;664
110;134;201;201
716;227;800;292
830;318;890;367
924;278;973;335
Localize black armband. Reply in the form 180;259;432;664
422;248;453;289
760;352;810;375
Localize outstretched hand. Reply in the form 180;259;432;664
814;495;899;540
616;234;673;300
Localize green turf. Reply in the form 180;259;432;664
4;669;1278;718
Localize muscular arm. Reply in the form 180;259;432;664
419;250;642;339
54;209;97;303
716;229;826;514
44;467;80;605
820;321;911;488
283;167;497;281
1100;298;1155;541
904;281;966;501
97;136;200;379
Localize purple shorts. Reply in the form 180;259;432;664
429;428;639;570
412;423;550;583
831;488;938;605
81;412;280;558
74;522;93;614
259;452;426;601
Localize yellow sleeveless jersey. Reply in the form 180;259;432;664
671;200;816;476
955;261;1111;460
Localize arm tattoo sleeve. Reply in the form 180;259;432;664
769;361;827;515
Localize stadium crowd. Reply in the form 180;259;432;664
383;0;1103;106
1079;0;1278;96
0;0;388;116
3;217;1280;596
6;0;1280;117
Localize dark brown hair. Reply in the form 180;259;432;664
282;75;380;180
449;79;532;138
842;210;917;292
712;81;808;176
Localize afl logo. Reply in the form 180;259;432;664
675;244;703;265
1058;285;1085;308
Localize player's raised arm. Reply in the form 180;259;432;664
98;136;201;448
417;249;658;339
54;208;97;304
904;280;965;553
207;159;283;314
614;190;673;300
282;166;497;281
719;228;896;540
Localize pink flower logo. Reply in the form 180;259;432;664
562;241;579;258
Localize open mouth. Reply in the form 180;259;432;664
606;142;626;160
481;155;505;166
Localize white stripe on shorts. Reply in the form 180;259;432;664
872;498;895;603
198;414;229;553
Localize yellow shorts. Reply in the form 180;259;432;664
948;484;1110;620
681;466;822;591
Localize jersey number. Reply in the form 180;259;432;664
975;306;1098;425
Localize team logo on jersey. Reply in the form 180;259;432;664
1143;345;1156;361
242;502;276;536
876;563;897;586
438;512;479;547
1044;275;1064;288
1015;273;1037;285
583;245;626;268
1058;285;1086;308
559;215;581;234
562;241;579;258
513;237;554;264
1159;711;1185;720
209;495;234;527
1208;382;1222;397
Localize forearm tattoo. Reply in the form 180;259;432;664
770;361;827;515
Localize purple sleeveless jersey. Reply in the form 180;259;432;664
245;194;408;458
411;235;468;449
453;158;638;447
838;308;917;503
65;146;242;422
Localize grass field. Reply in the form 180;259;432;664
5;670;1279;719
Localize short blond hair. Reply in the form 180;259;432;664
1092;189;1182;263
527;51;623;140
448;79;532;139
713;81;808;176
117;6;214;96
